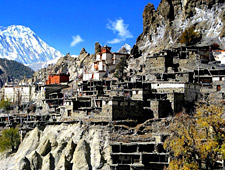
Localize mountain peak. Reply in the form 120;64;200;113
118;43;131;54
0;25;63;66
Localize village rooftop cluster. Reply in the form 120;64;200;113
0;44;225;169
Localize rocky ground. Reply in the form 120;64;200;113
0;123;111;170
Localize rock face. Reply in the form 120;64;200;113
72;139;90;170
95;42;101;54
32;47;95;84
19;157;31;170
0;124;111;170
136;0;225;56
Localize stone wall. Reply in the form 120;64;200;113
146;56;166;73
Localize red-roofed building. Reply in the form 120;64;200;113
46;73;70;85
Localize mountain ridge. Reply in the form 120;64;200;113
0;58;34;87
0;25;63;65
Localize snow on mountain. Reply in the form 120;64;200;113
25;56;62;71
27;54;78;71
117;43;132;54
0;25;63;67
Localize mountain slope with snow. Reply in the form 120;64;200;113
117;43;131;54
136;1;225;56
0;25;63;66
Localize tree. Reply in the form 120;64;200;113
0;128;20;152
179;26;202;46
114;56;128;82
0;99;10;112
164;103;225;170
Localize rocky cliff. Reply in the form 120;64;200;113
136;0;225;56
0;123;111;170
33;48;94;84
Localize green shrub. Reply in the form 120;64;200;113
0;128;20;152
0;99;10;112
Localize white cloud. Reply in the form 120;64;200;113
70;35;84;47
107;19;133;44
107;38;121;44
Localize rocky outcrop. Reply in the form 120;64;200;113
136;0;225;56
32;47;96;83
63;139;76;162
17;127;41;157
95;42;102;54
38;139;51;156
80;48;87;55
72;139;90;170
29;151;42;170
0;124;111;170
41;153;55;170
19;157;31;170
32;54;77;84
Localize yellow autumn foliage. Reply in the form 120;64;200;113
164;102;225;170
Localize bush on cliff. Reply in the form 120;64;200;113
179;26;202;46
0;128;20;152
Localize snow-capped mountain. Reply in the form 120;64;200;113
0;25;63;66
118;43;132;54
28;54;78;71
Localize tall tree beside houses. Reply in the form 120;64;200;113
164;102;225;170
114;56;128;82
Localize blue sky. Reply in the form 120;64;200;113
1;0;160;55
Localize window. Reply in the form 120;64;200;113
68;110;71;116
217;85;221;91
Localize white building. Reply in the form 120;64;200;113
3;84;35;104
83;45;127;81
213;50;225;64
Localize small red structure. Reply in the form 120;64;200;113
101;45;112;53
46;73;70;85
